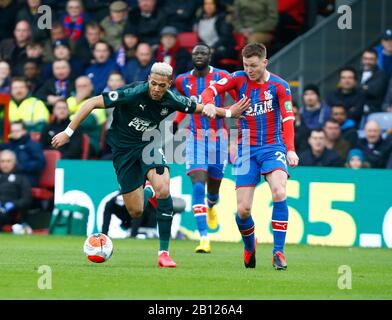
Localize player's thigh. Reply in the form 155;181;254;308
234;154;261;188
186;136;209;175
207;176;222;194
265;169;288;202
146;166;170;198
122;186;144;217
236;186;256;217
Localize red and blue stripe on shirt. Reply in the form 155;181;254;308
201;70;295;150
175;67;234;141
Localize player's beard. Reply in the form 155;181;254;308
194;62;208;71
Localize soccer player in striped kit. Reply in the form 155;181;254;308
174;44;236;253
201;43;299;270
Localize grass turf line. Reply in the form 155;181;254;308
0;234;391;299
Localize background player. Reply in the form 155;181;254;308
52;62;249;268
174;44;236;253
201;43;299;270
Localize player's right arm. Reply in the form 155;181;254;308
200;75;237;108
52;95;104;149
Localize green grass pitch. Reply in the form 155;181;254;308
0;234;391;299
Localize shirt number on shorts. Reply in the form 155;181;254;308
275;151;287;165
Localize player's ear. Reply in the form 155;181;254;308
168;79;173;87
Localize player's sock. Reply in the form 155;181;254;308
271;200;289;254
207;193;219;209
143;185;154;210
235;214;255;252
192;182;208;237
156;196;174;252
193;204;208;237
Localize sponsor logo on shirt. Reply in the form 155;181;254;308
245;100;274;116
128;117;157;132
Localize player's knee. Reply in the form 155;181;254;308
271;186;286;202
154;183;170;199
125;204;143;218
237;203;252;218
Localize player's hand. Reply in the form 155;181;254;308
287;150;299;168
202;103;216;119
51;131;70;149
229;96;251;118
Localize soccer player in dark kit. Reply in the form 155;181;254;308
52;62;250;268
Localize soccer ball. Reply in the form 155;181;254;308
83;233;113;263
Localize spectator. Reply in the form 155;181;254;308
9;78;49;133
124;0;167;47
275;0;305;50
40;99;82;159
67;76;106;156
0;149;32;232
62;0;91;45
375;29;392;78
25;41;44;68
74;21;104;67
101;1;129;51
36;59;75;108
233;0;278;45
83;0;110;22
42;40;84;79
330;105;358;148
194;0;237;68
300;84;330;130
100;71;125;160
23;59;44;95
85;41;118;95
115;29;139;68
42;21;68;63
326;66;366;125
345;148;368;169
155;26;191;77
299;129;343;167
382;78;392;112
0;0;18;41
103;71;125;129
356;120;391;168
0;20;32;76
122;42;154;83
0;120;45;187
16;0;49;42
323;119;350;162
0;60;11;94
359;49;388;116
292;102;310;153
43;0;68;18
164;1;200;33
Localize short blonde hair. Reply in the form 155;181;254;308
151;62;173;78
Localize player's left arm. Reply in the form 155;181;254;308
277;83;299;167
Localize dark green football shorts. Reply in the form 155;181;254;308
112;146;169;194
